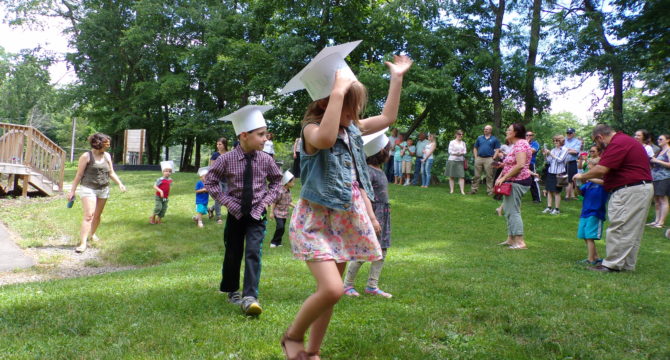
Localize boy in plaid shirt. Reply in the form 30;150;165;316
204;105;282;316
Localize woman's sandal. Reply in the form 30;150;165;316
280;332;308;360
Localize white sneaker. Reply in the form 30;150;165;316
270;244;277;248
542;207;552;214
550;209;561;215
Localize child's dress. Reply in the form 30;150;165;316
290;128;381;262
368;166;391;248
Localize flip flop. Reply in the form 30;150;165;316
508;245;528;250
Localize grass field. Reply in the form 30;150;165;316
0;169;669;359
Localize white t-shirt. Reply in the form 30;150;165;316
263;140;275;155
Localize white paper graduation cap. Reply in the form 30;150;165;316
219;105;273;135
362;127;390;157
197;166;209;177
280;40;362;100
160;160;174;171
281;170;295;186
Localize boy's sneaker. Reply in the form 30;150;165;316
217;218;223;225
240;296;262;316
365;287;392;298
344;286;360;297
542;207;552;214
270;243;277;248
227;291;242;305
550;209;561;215
197;221;204;228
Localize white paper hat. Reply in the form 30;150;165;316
219;105;272;135
160;160;174;171
362;128;390;157
197;166;209;177
280;40;362;100
281;170;295;186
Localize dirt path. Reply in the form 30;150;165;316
0;197;138;287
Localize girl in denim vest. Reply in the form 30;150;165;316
279;42;411;360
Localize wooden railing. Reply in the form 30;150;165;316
0;123;66;192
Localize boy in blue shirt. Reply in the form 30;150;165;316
576;150;608;265
194;167;209;228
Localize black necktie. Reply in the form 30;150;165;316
241;152;254;216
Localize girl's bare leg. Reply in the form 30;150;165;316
77;197;97;252
89;198;107;241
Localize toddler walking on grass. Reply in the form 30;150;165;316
150;161;174;224
193;167;209;228
344;130;393;298
269;170;296;248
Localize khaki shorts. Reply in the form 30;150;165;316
78;185;110;199
402;161;413;174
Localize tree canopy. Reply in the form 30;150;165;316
1;0;667;167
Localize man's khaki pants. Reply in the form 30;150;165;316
602;183;653;271
471;156;494;194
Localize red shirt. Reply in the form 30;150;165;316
155;177;173;198
598;132;652;192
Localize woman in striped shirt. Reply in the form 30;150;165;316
542;135;569;215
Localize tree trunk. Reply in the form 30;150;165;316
182;137;194;171
490;0;505;131
405;107;430;138
583;0;624;128
194;137;202;168
523;0;542;123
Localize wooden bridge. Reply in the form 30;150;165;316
0;123;65;197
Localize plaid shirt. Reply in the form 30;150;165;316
272;187;293;219
204;145;282;220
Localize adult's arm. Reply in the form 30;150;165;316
495;151;527;185
105;152;126;192
68;152;89;199
573;165;610;182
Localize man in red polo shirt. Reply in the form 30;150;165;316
573;124;653;272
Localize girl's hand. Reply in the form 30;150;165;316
119;184;127;192
385;55;413;77
332;69;355;95
68;191;75;201
371;218;381;234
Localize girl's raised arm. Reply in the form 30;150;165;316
359;55;413;135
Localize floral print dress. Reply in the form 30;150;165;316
289;129;382;262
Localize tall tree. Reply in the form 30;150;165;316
523;0;542;123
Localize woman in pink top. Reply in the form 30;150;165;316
495;123;532;249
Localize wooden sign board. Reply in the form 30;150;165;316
123;129;145;165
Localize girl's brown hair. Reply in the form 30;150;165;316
88;133;111;150
366;142;391;166
302;81;368;128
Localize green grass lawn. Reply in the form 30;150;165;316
1;170;669;359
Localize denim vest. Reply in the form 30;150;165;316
300;123;374;211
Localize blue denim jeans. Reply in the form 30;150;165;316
413;157;423;185
393;159;402;177
421;158;434;186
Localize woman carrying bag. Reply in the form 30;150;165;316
495;123;533;250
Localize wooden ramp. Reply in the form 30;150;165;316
0;123;65;197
